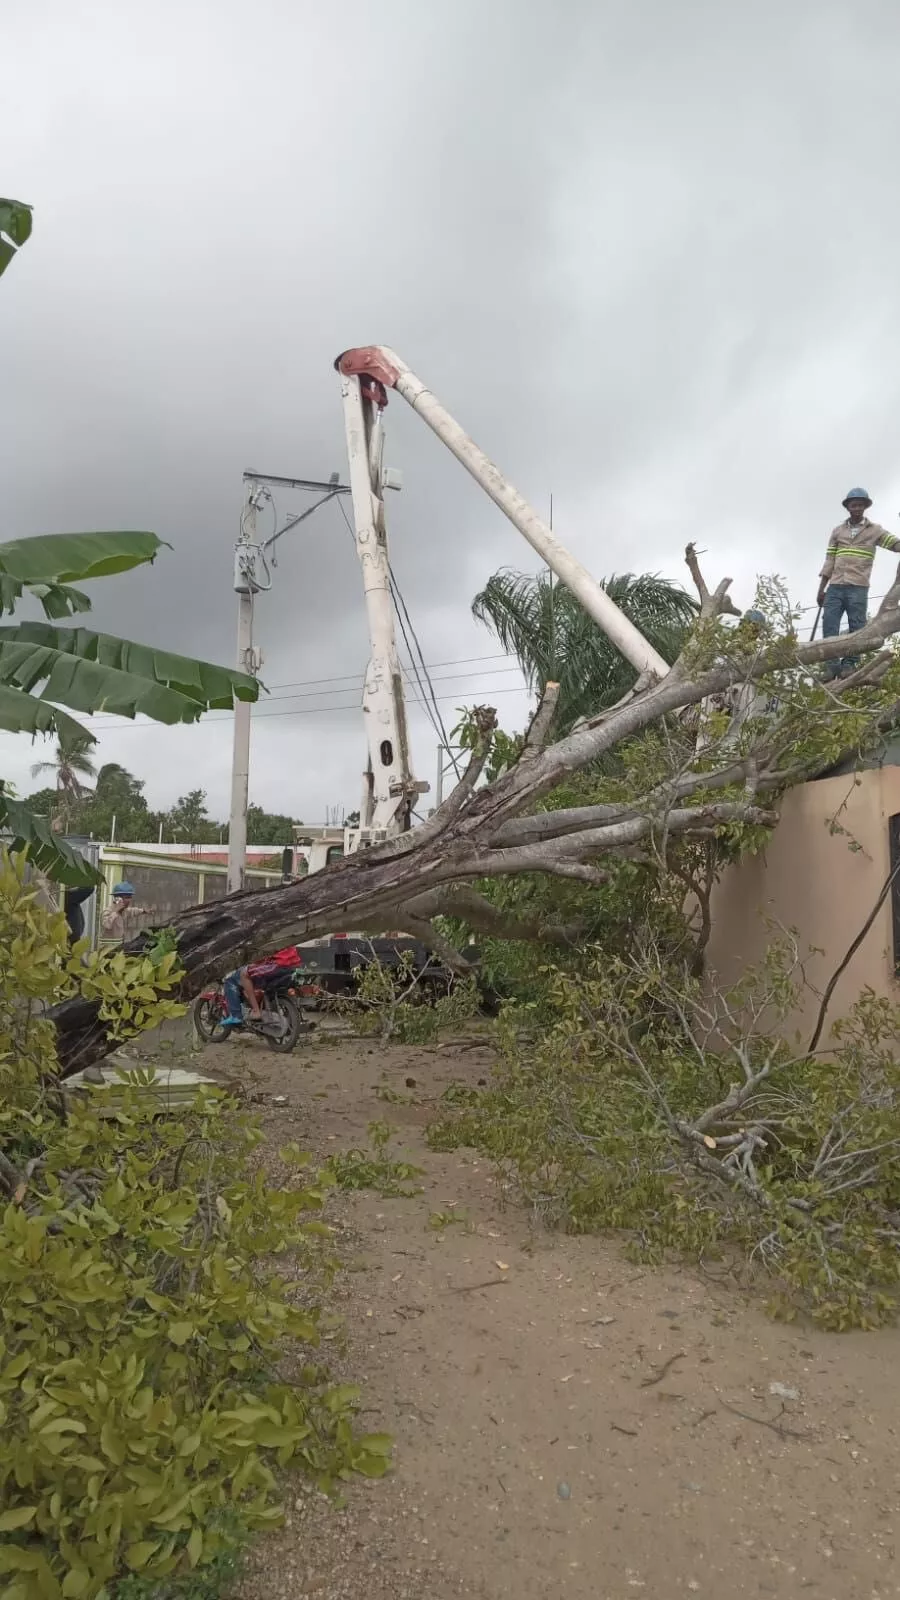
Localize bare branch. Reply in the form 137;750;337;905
405;886;588;948
537;862;609;887
807;858;900;1053
521;681;560;759
388;907;475;973
684;543;741;619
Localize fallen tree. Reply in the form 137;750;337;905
50;551;900;1075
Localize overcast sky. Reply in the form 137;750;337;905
5;0;900;828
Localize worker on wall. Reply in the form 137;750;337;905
817;488;900;680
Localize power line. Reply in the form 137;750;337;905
334;495;461;773
263;652;512;694
79;664;525;727
72;681;532;735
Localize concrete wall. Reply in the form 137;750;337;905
704;768;900;1042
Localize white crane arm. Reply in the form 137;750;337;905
338;366;427;839
335;347;669;683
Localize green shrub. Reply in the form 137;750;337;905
337;949;480;1044
0;853;389;1599
323;1121;422;1198
429;942;900;1330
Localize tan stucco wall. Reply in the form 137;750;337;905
704;769;900;1042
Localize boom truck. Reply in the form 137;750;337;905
241;347;669;996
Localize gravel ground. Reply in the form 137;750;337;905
184;1026;900;1600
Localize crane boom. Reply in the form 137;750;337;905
335;347;669;683
338;366;428;838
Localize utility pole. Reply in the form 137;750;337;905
226;473;351;895
227;489;261;894
434;742;466;808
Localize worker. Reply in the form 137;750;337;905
99;881;145;940
722;610;779;736
817;488;900;680
222;945;301;1028
64;884;95;944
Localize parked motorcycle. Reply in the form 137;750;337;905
192;967;310;1052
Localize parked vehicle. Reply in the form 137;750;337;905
192;966;309;1052
291;935;455;999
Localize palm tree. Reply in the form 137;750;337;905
472;568;698;732
31;730;97;829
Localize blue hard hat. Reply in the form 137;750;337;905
742;609;766;626
843;487;872;508
112;880;135;898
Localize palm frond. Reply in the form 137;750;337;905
472;566;698;731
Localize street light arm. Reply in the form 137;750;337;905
261;488;341;554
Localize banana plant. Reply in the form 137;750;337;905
0;197;31;280
0;199;258;884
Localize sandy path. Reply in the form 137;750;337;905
192;1028;900;1600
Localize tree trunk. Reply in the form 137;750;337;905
49;551;900;1078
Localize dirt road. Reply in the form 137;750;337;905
192;1028;900;1600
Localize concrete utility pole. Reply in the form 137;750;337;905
434;742;465;808
227;490;261;894
226;473;351;895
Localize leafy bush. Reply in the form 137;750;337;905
429;939;900;1330
323;1121;422;1198
0;853;388;1599
336;949;480;1044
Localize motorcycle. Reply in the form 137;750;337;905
192;967;311;1053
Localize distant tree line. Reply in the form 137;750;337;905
26;738;304;847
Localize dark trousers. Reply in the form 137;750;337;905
223;971;244;1021
822;583;868;679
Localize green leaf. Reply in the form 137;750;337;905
32;584;94;621
186;1525;203;1568
0;1505;38;1531
124;1541;160;1570
0;683;92;744
355;1432;392;1456
167;1322;194;1346
0;795;99;887
352;1452;391;1479
0;622;258;724
0;531;167;587
0;197;32;278
61;1566;92;1598
37;1417;87;1436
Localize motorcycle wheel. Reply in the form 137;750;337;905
264;994;303;1053
193;993;230;1044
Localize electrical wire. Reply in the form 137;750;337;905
81;662;524;722
70;681;530;734
263;652;511;694
389;566;461;773
334;496;462;769
237;489;274;593
334;496;438;737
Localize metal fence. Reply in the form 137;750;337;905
96;846;283;945
1;836;286;949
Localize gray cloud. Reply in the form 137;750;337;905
4;0;900;821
